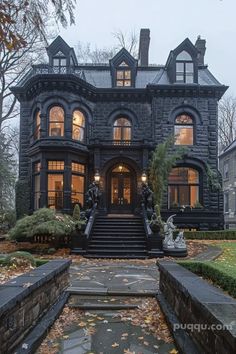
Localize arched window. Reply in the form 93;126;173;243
176;50;194;83
34;110;41;140
49;106;64;137
113;118;131;144
175;114;193;145
72;110;85;141
168;167;200;208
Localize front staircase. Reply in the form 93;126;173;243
85;215;148;259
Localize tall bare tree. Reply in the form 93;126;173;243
0;126;18;211
218;95;236;152
77;30;139;63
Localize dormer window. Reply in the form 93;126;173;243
116;61;131;87
176;51;194;83
52;51;67;73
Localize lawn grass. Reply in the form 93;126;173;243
179;241;236;298
212;241;236;277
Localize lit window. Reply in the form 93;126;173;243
34;110;41;140
176;51;194;83
48;174;64;210
49;106;64;137
48;161;64;170
116;70;131;86
168;167;200;208
71;161;85;208
33;162;41;210
71;175;84;207
113;118;131;144
72;162;85;173
72;110;85;141
175;114;193;145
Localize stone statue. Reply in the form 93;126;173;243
163;214;176;248
141;183;154;217
85;182;100;209
174;230;186;249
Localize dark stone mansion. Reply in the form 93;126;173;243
12;29;227;230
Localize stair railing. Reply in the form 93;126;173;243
84;202;98;245
141;202;153;240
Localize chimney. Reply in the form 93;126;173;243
138;28;150;66
195;35;206;66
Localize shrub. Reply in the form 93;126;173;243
9;208;76;240
5;251;36;267
184;230;236;240
179;261;236;298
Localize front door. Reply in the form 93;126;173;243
110;165;132;213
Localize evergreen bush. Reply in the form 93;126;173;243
9;208;76;240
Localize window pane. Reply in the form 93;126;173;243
190;186;199;206
176;74;184;82
73;110;85;127
125;70;131;79
113;127;121;140
179;185;190;206
112;165;130;172
168;168;198;183
49;122;64;136
49;106;64;122
123;127;131;140
116;80;124;86
73;126;84;141
53;58;59;66
60;58;66;66
48;161;64;170
34;175;40;210
168;186;179;207
176;62;184;72
186;63;194;73
72;175;84;206
176;51;192;61
48;174;63;209
72;162;85;173
186;74;194;83
176;114;193;124
116;71;124;79
34;162;41;173
123;177;131;204
175;126;193;145
124;80;131;86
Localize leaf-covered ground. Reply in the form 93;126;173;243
37;298;176;354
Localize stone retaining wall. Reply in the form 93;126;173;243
158;261;236;354
0;259;71;354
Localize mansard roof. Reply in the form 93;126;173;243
12;36;227;100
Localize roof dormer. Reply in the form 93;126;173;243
46;36;78;72
166;38;198;84
109;48;138;88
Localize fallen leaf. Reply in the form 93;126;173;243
111;342;119;348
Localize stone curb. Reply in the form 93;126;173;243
15;292;69;354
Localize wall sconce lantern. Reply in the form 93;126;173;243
94;171;100;183
141;171;147;183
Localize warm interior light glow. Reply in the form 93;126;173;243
94;171;100;182
141;172;147;183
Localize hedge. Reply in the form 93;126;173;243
184;230;236;240
178;261;236;298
